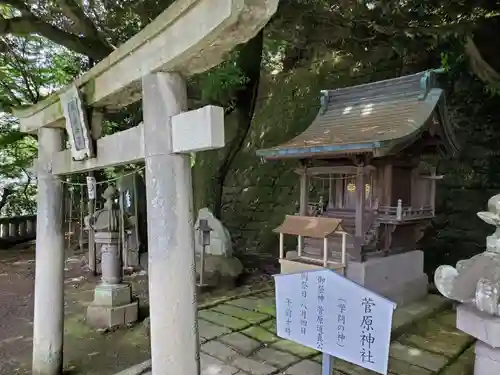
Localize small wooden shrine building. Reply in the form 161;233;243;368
257;70;459;273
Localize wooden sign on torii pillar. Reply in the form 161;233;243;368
13;1;279;374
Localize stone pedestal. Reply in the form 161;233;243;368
457;304;500;375
345;250;428;306
86;231;138;329
87;283;138;329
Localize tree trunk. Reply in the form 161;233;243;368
212;30;264;219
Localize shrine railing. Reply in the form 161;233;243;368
377;202;434;222
0;215;37;247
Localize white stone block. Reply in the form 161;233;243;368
475;341;500;375
457;303;500;347
345;250;428;306
171;105;224;153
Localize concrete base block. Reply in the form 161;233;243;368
87;301;139;329
345;251;428;306
379;274;429;306
475;341;500;375
92;283;133;307
457;304;500;348
87;283;139;328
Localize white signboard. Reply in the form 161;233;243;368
86;176;97;200
274;269;396;375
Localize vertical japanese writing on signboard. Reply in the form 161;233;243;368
285;297;293;336
316;275;326;350
300;273;308;335
337;298;347;347
360;297;376;364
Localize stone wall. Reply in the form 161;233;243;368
220;68;325;256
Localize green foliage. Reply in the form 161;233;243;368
0;34;86;215
0;0;498;279
189;51;249;108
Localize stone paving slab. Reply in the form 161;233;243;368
439;345;474;375
387;358;433;375
432;309;457;328
398;318;474;358
219;333;262;356
211;304;271;324
199;310;251;331
389;342;449;372
201;340;240;361
200;353;240;375
117;292;473;375
270;339;319;358
199;319;232;342
230;356;277;375
285;359;323;375
259;319;276;334
225;296;276;317
390;295;450;335
251;347;300;368
242;326;279;344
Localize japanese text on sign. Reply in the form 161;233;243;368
300;273;308;335
360;297;376;364
285;297;292;336
274;269;396;375
316;275;326;350
337;298;347;347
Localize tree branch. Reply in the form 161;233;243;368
0;14;112;60
0;0;31;16
0;186;13;213
55;0;112;50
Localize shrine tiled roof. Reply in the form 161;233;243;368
257;70;459;160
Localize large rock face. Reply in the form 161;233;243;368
195;208;233;257
196;254;243;287
194;208;243;286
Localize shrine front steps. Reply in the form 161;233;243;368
117;291;475;375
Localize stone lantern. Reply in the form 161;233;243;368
86;184;138;329
434;193;500;374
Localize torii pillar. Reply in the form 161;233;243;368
142;73;199;374
32;128;65;375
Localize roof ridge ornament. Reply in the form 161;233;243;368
320;90;329;115
418;68;445;100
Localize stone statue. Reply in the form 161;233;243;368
434;193;500;315
86;185;120;232
85;183;139;329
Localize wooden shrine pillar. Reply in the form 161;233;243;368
383;163;393;206
335;175;344;208
298;167;309;256
299;167;309;216
430;166;437;215
354;164;365;260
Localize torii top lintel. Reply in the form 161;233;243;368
13;0;279;134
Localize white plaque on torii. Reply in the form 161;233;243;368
59;85;94;161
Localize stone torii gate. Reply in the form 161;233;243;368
13;1;278;374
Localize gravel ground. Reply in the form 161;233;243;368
0;244;274;375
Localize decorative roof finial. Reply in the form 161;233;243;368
320;90;329;115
